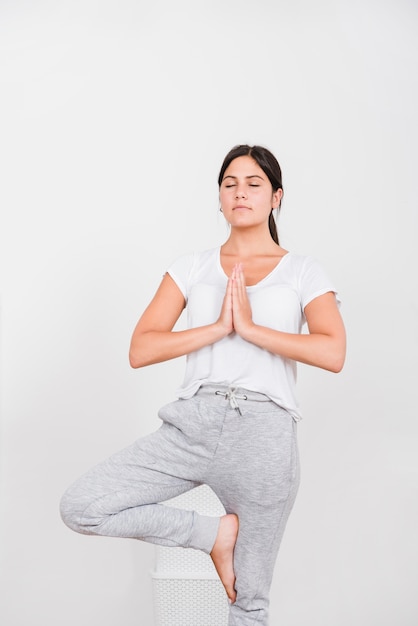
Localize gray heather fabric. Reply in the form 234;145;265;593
60;385;300;626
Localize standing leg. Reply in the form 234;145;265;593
207;401;300;626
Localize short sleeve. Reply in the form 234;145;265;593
166;252;196;301
299;256;341;310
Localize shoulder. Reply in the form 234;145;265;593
278;252;320;277
166;247;219;298
285;253;339;308
282;252;329;275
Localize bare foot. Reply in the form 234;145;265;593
210;513;239;603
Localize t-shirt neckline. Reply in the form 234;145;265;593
216;247;291;288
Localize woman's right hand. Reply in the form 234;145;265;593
129;273;232;368
216;275;234;337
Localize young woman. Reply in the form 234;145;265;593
60;144;346;625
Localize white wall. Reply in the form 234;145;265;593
1;1;417;625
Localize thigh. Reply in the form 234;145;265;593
210;404;299;511
60;419;203;525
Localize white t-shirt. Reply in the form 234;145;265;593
167;247;339;420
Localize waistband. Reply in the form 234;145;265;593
195;384;271;415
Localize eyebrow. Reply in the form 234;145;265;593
223;175;265;181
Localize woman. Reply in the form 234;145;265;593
60;144;346;625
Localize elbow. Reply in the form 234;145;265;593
129;332;162;368
328;359;344;374
129;344;147;369
327;349;346;373
324;333;346;373
129;352;141;369
129;352;150;369
129;342;157;369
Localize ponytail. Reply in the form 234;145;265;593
268;211;279;245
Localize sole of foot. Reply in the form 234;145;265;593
210;513;239;603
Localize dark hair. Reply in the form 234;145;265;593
218;144;283;245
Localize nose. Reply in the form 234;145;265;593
235;186;247;199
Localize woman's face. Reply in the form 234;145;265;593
219;155;282;230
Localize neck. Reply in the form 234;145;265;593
222;226;280;256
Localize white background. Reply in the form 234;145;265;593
1;1;417;625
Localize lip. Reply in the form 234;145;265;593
233;205;251;210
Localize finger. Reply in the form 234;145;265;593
231;265;240;300
235;264;247;301
223;276;232;312
226;275;233;303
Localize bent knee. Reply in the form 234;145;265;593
59;484;99;535
59;488;84;534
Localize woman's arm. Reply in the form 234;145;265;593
232;264;346;373
129;273;233;368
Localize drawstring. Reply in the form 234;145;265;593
215;387;248;415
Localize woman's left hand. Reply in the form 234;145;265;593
231;263;254;338
226;261;346;372
227;262;345;372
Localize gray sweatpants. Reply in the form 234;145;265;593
60;385;300;625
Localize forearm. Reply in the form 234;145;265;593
242;324;346;373
129;323;227;368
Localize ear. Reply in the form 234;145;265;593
272;188;283;209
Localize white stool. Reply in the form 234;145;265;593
151;484;229;626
